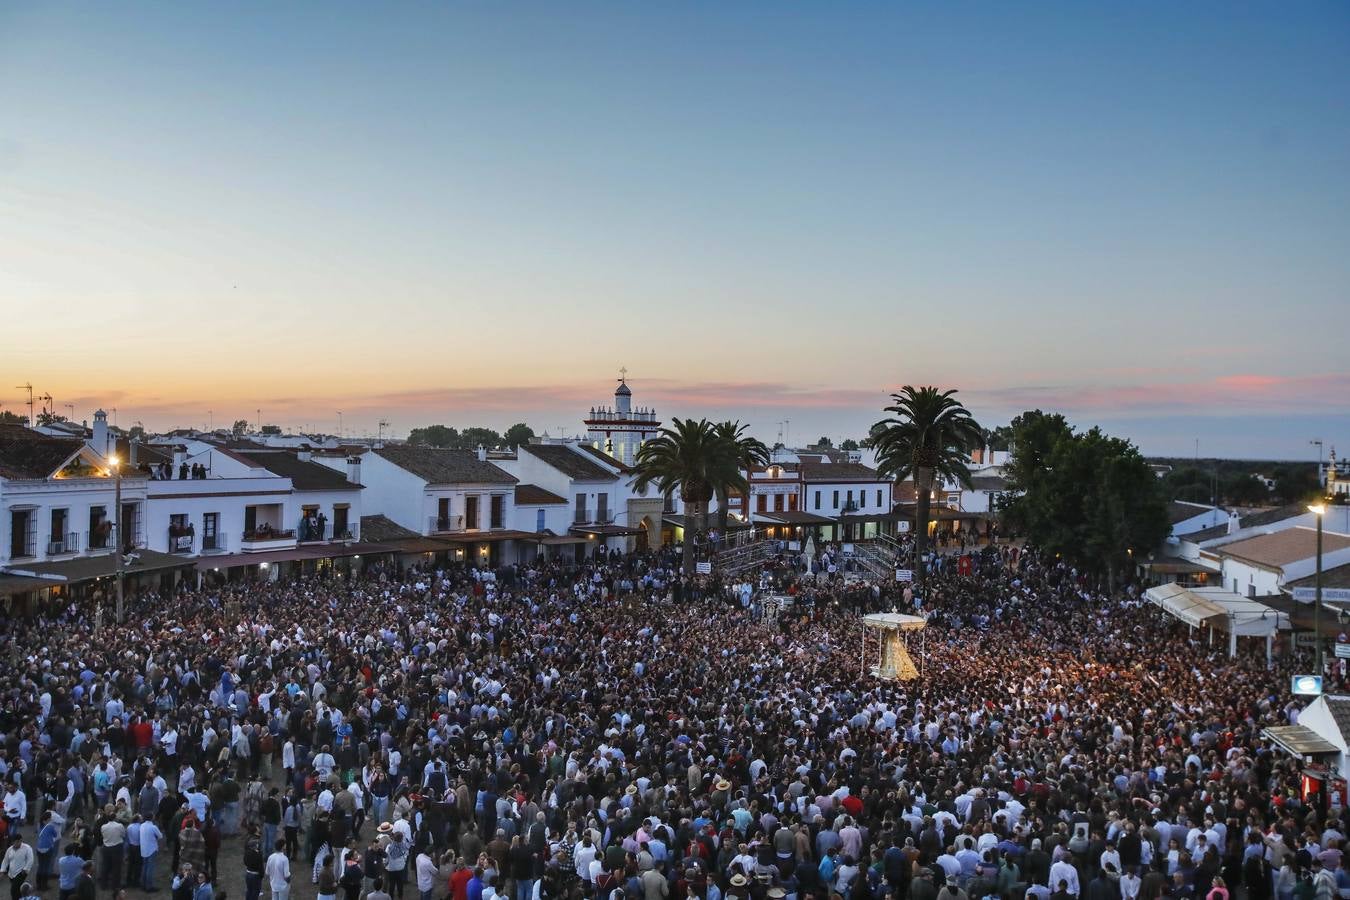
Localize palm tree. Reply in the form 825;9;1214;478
873;386;982;589
634;418;746;575
711;421;771;535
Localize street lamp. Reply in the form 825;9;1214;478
109;455;125;626
1310;502;1326;673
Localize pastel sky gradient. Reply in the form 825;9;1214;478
1;3;1347;457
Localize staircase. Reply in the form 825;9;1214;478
716;537;777;576
853;534;906;580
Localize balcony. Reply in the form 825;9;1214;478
333;523;358;541
87;527;112;552
239;527;296;552
168;525;196;554
574;508;590;525
429;515;465;534
47;532;79;556
841;501;861;515
202;532;226;553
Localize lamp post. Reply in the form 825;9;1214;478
1310;503;1326;673
110;455;125;625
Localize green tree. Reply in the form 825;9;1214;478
873;386;983;589
1273;465;1321;504
986;425;1014;452
840;439;860;452
1224;473;1269;506
814;436;834;449
503;423;536;449
36;410;69;426
1002;416;1169;589
408;425;459;448
634;418;746;575
260;424;282;435
711;420;771;534
0;410;27;425
232;419;250;437
127;424;147;442
458;427;503;450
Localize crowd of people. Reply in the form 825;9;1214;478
0;538;1333;900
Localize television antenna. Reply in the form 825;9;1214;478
378;419;390;442
14;383;33;425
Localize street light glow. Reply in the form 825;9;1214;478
107;455;119;466
1309;503;1327;515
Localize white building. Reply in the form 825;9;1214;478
583;374;660;468
344;445;521;566
0;421;192;603
1214;526;1350;598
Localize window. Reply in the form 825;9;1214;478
49;508;69;553
846;491;853;508
877;489;883;508
490;495;505;529
814;491;821;510
832;490;839;509
774;493;784;512
536;509;546;532
596;492;609;523
788;493;798;511
10;509;34;559
170;513;193;553
757;494;767;513
465;495;480;530
575;494;587;524
89;506;110;550
202;513;220;551
332;505;350;538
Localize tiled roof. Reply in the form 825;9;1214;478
1190;503;1307;543
1168;501;1215;524
522;444;619;482
373;447;517;485
1218;527;1350;569
515;483;568;505
359;514;421;542
798;461;882;483
970;475;1008;492
576;443;634;473
1324;697;1350;747
0;426;84;480
1285;561;1350;591
237;451;361;491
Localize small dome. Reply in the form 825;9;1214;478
615;381;632;397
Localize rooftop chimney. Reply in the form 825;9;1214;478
347;455;361;484
1226;510;1240;535
91;409;109;458
297;447;312;462
476;444;487;462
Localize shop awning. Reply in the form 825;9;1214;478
195;542;395;571
16;549;191;584
662;515;752;530
438;530;539;544
0;573;63;597
569;523;645;537
1262;725;1340;757
755;510;836;526
537;534;589;546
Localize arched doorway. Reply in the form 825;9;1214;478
636;515;654;552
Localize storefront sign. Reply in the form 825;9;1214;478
1292;675;1324;696
1293;587;1350;603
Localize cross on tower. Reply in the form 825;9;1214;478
618;366;627;384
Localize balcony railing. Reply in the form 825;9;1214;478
429;515;464;533
168;526;196;553
87;527;112;551
47;532;79;555
574;508;590;525
243;528;293;541
298;521;327;543
333;524;358;541
841;501;861;514
202;532;226;552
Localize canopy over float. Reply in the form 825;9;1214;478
861;612;927;681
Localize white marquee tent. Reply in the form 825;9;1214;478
1145;583;1290;662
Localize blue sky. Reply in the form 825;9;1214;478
0;3;1346;457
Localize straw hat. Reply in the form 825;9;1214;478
715;779;732;792
729;874;748;887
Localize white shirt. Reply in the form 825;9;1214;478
266;851;292;890
1050;861;1080;898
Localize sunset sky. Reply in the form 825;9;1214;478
2;3;1346;458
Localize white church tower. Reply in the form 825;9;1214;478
584;369;660;467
